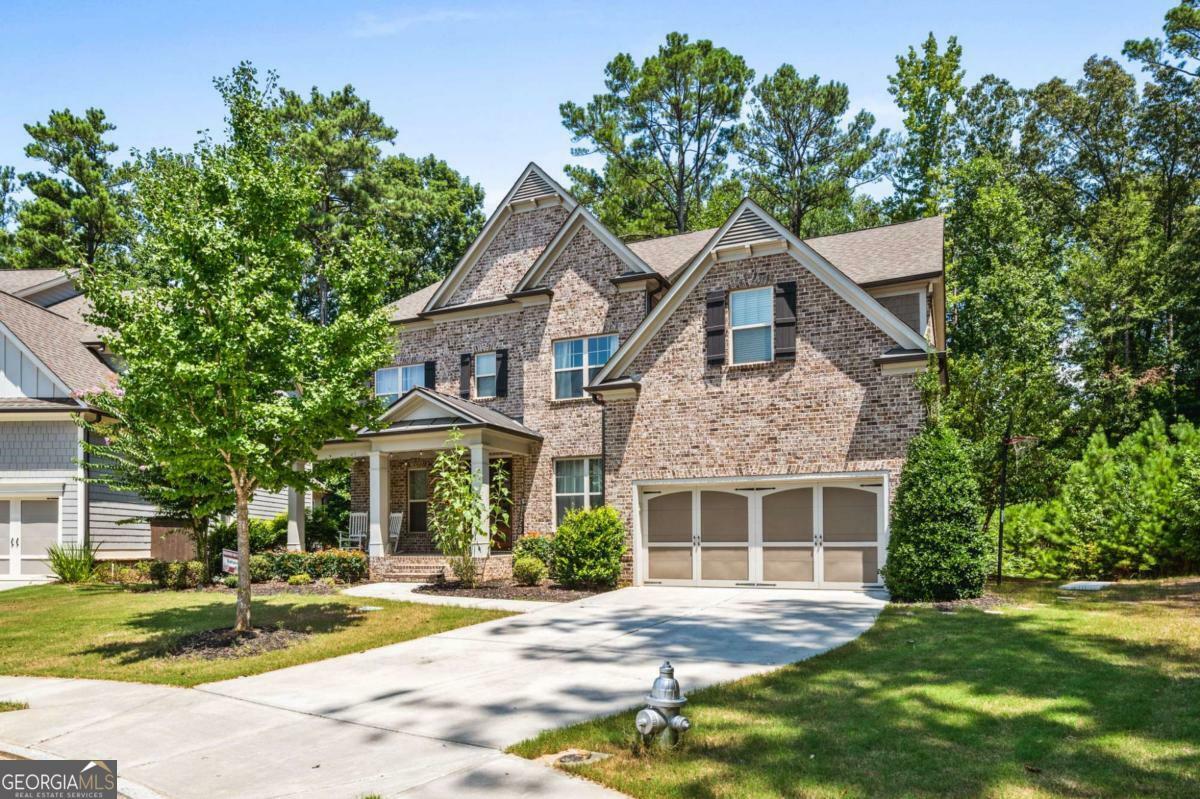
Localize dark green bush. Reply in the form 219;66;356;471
208;513;289;573
997;414;1200;579
248;554;271;583
148;560;205;590
552;505;626;589
512;555;547;586
304;505;345;550
47;543;99;583
882;420;987;601
513;532;554;573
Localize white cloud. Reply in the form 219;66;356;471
350;7;491;38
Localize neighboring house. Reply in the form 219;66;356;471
0;273;294;581
315;163;944;590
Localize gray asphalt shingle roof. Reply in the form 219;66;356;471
0;291;114;395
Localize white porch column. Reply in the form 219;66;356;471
469;443;490;558
368;451;389;557
286;486;306;552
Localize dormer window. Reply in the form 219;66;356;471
729;287;774;364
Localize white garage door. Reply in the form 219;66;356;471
641;477;886;589
0;498;61;577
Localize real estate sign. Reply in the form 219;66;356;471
221;549;238;574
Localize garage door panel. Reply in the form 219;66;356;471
700;491;747;543
762;488;812;542
701;547;748;581
648;547;692;580
823;546;879;583
647;493;691;543
762;547;813;582
823;487;878;542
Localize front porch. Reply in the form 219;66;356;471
287;388;541;573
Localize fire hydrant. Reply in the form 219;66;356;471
635;661;691;749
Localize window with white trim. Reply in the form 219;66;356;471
729;287;773;364
375;363;425;406
554;457;603;526
553;334;617;399
475;352;497;399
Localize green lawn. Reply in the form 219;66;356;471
512;579;1200;798
0;583;508;687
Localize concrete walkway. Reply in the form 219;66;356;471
342;581;557;612
0;586;886;798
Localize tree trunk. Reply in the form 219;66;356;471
234;485;252;632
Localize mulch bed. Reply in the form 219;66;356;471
200;581;345;596
414;580;600;603
928;594;1009;612
168;626;310;660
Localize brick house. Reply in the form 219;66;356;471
309;163;944;589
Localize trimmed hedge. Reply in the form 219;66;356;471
553;505;626;589
882;420;987;601
513;532;555;574
255;549;368;583
148;560;205;590
512;555;547;586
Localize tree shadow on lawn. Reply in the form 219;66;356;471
558;591;1200;799
78;595;370;666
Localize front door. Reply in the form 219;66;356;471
0;498;60;577
641;479;885;589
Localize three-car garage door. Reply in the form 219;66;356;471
640;478;886;589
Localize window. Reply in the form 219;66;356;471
375;364;425;405
554;458;603;525
729;287;773;364
475;352;497;399
409;469;429;532
553;334;617;399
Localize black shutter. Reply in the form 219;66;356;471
459;353;471;399
496;349;509;397
424;360;437;390
705;289;726;366
774;281;797;360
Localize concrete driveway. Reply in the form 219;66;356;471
0;586;885;798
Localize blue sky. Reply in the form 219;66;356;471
0;1;1176;210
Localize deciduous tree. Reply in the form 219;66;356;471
80;64;393;632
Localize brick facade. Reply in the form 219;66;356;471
351;203;928;574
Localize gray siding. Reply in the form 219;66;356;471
84;429;154;556
248;489;288;521
0;420;79;546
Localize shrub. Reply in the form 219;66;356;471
304;549;368;582
883;420;987;601
267;551;309;580
304;505;345;551
248;554;272;583
553;505;626;589
47;543;99;583
317;576;338;588
223;574;238;588
148;560;205;590
287;573;313;586
512;555;547;586
513;532;554;573
207;513;290;573
995;415;1200;580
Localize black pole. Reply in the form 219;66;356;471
997;410;1013;585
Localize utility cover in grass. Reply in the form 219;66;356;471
1060;581;1114;591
